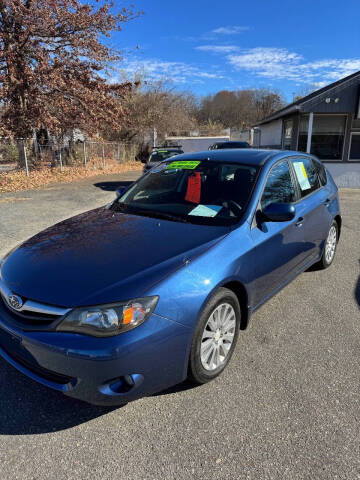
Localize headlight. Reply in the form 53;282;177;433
56;296;158;337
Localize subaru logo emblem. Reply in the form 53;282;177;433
7;294;23;311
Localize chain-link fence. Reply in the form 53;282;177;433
0;139;21;174
0;138;138;176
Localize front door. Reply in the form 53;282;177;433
250;159;305;307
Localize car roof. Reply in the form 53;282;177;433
214;141;249;145
153;147;183;150
172;148;298;166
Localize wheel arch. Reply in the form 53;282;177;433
334;214;342;239
221;280;251;330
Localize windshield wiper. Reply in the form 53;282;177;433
142;210;190;223
112;203;189;223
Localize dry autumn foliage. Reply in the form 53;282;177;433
0;161;141;193
104;79;197;143
0;0;140;139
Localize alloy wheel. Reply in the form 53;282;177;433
200;303;236;371
325;225;337;264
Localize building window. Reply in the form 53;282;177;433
349;133;360;161
282;119;293;149
298;115;346;160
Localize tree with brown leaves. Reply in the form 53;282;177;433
104;78;197;143
0;0;139;139
196;89;286;129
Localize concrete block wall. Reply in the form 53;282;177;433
326;163;360;188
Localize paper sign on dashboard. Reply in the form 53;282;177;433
188;205;222;217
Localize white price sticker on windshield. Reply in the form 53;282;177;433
293;162;311;191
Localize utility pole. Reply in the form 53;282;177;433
23;141;29;177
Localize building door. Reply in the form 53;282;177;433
282;119;293;149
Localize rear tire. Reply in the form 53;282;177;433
188;288;241;384
314;220;338;270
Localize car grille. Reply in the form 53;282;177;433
0;278;70;329
0;295;67;328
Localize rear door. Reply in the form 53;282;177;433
250;159;306;307
289;156;332;263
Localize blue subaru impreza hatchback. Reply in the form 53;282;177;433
0;149;341;405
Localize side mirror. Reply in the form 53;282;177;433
262;203;296;222
116;186;127;198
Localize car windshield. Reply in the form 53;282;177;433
149;150;182;163
112;159;259;226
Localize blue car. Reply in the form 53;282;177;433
0;149;341;406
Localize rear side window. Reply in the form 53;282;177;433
261;160;296;210
314;160;327;186
291;157;320;198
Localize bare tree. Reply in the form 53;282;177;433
292;84;317;102
104;79;197;142
252;89;285;122
196;88;286;129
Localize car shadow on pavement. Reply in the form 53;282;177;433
0;359;118;435
152;380;199;397
93;181;133;192
355;260;360;309
0;360;200;434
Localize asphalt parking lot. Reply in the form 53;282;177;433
0;173;359;480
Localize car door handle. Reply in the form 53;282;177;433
295;217;304;227
323;198;330;207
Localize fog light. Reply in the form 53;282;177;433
109;377;133;394
99;374;144;396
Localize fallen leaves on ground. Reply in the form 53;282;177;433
0;196;31;203
0;161;142;193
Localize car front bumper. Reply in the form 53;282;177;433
0;309;192;406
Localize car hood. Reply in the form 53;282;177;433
1;207;229;307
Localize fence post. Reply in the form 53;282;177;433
117;144;121;163
102;144;106;169
83;141;87;167
59;148;63;172
23;140;29;177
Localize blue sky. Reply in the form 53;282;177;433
108;0;360;102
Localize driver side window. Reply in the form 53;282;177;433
261;160;295;210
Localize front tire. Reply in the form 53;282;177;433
188;288;241;384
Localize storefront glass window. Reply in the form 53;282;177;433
298;115;346;160
349;133;360;161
